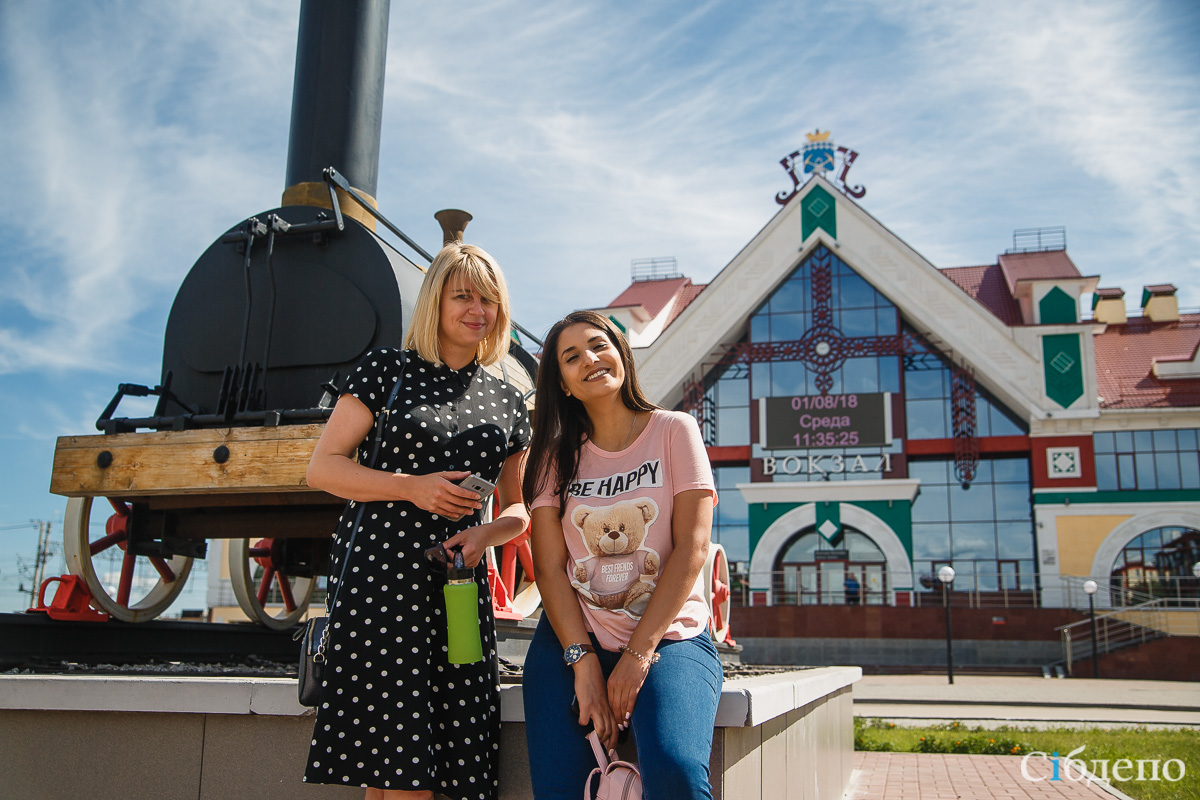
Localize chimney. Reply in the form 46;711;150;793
1141;284;1179;323
1092;288;1126;324
281;0;391;231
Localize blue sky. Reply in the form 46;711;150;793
1;0;1198;615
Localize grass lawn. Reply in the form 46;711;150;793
855;718;1200;800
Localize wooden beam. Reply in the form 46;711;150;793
50;424;327;498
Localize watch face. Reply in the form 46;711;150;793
564;644;584;664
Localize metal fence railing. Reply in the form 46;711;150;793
1053;598;1199;675
727;565;1200;611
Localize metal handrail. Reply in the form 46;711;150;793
1053;597;1200;674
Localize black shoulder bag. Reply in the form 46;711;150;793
297;353;406;706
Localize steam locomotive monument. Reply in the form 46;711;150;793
45;0;538;629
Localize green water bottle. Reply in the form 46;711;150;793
444;547;483;664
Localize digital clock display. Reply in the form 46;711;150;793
758;393;892;450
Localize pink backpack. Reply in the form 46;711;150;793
584;730;642;800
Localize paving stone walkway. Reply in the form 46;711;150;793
845;752;1131;800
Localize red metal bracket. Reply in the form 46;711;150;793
28;575;110;622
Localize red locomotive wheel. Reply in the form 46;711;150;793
703;543;733;645
62;497;193;623
228;537;315;630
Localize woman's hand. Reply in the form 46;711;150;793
440;523;490;568
438;451;529;567
606;650;651;731
574;658;619;751
401;471;482;519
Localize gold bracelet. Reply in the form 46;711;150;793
618;644;660;667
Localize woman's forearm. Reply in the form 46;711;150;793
306;451;415;503
467;503;529;549
538;565;595;648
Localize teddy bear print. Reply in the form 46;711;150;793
570;499;661;618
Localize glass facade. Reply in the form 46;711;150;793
712;465;750;563
1093;429;1200;491
903;334;1026;439
695;246;1035;587
909;457;1036;592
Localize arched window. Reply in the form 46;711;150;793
1112;526;1200;602
774;528;887;605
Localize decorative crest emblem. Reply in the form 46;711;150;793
776;129;866;205
802;130;836;175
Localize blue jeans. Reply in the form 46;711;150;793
523;616;723;800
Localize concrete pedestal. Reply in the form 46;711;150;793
0;667;859;800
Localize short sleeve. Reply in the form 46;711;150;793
342;348;401;417
668;412;716;497
507;388;532;456
529;454;560;512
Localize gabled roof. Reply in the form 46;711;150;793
606;277;692;318
940;264;1023;326
635;174;1053;419
997;250;1081;293
1093;314;1200;408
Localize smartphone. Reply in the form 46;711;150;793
458;474;496;501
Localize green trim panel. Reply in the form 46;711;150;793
1034;489;1200;505
748;498;913;560
1041;333;1084;408
1038;286;1077;324
801;184;837;241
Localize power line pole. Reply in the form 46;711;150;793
27;520;53;609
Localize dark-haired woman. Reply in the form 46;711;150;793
521;310;722;800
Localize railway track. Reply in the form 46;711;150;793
1;612;766;681
0;612;300;675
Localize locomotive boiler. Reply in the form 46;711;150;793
46;0;539;629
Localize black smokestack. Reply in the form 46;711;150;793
283;0;390;214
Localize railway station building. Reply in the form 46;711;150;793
592;165;1200;616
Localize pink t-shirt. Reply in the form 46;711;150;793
531;409;716;650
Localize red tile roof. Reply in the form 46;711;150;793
940;264;1024;325
997;250;1081;293
605;277;692;318
1093;314;1200;408
665;282;707;328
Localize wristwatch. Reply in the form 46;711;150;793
563;642;595;666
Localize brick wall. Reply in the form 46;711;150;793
1074;636;1200;681
730;605;1083;641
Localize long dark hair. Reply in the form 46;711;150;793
521;310;659;517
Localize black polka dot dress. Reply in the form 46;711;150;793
303;348;530;798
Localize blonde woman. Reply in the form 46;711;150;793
303;243;530;800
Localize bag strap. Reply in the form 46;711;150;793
319;350;407;641
585;730;610;769
584;767;601;800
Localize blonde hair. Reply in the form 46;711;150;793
404;242;512;367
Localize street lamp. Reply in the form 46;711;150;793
1083;579;1099;679
937;565;955;685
